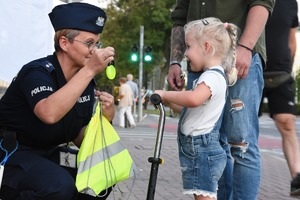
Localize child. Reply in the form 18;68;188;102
154;17;238;200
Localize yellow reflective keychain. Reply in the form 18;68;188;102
106;61;116;80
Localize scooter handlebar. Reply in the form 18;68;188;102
150;93;162;106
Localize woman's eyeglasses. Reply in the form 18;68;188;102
73;39;102;51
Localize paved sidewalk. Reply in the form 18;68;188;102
106;111;300;200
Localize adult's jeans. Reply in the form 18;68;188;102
218;53;264;200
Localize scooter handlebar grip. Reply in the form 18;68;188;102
150;93;162;106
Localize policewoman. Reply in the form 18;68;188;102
0;3;115;200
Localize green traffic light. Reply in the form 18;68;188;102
144;55;152;62
130;44;139;62
131;54;138;62
144;46;152;62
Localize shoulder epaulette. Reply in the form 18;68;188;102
40;61;55;73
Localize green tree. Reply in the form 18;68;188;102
97;0;175;93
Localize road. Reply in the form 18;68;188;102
104;110;300;200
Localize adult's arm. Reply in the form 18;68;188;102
168;26;186;91
167;0;189;91
34;47;115;124
237;0;275;78
237;6;269;79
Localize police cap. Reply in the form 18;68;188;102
49;2;106;34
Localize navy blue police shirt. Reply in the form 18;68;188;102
0;53;95;148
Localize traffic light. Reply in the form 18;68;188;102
144;46;152;62
130;44;138;62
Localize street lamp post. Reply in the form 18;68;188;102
138;25;144;122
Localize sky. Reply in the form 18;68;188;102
54;0;109;8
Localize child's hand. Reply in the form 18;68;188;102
153;90;164;99
153;90;169;106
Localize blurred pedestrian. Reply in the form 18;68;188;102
155;17;238;200
117;77;136;128
259;0;300;196
126;74;138;116
167;1;275;199
126;74;138;102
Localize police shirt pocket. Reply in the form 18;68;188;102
75;105;89;118
208;151;227;181
72;104;91;131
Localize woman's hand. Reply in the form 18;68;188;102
86;46;115;75
73;91;115;147
96;90;115;122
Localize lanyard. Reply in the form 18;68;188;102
0;139;18;165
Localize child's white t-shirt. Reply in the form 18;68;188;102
181;66;227;136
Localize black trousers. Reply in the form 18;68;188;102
0;146;112;200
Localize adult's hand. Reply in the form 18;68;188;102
96;90;115;121
86;46;115;75
236;46;252;79
74;91;115;147
167;64;185;91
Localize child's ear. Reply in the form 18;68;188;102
203;42;211;54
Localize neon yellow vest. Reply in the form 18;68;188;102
76;102;135;196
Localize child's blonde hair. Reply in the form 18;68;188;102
184;17;239;86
